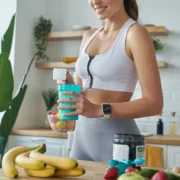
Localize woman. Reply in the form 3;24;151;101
57;0;163;162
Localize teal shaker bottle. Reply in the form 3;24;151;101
53;68;81;121
58;84;81;120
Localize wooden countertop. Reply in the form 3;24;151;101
145;135;180;146
11;129;68;138
0;160;107;180
11;129;180;146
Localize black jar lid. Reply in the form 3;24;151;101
114;134;144;144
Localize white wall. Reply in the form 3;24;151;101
13;0;50;128
0;0;16;122
12;0;180;135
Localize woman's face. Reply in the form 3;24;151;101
89;0;124;20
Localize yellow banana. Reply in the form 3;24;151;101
15;151;46;170
54;165;85;177
24;165;55;178
29;144;78;170
2;145;40;178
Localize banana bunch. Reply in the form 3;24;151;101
54;165;86;177
2;145;40;178
2;144;85;179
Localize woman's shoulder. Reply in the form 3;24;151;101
79;28;99;52
128;22;150;39
83;28;99;40
126;22;152;46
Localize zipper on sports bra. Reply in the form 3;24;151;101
87;55;95;88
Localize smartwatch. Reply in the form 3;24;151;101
101;103;112;119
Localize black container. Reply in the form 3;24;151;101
113;134;145;162
157;118;163;135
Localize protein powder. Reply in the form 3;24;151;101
113;134;145;162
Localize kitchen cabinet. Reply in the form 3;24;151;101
167;145;180;168
7;135;69;157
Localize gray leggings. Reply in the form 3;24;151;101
70;115;140;162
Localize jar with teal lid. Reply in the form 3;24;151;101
58;84;81;120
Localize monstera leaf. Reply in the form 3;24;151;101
0;14;15;112
0;85;27;142
0;53;14;112
1;15;15;58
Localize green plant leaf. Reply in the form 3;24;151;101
41;88;58;111
0;52;14;112
152;38;164;52
0;84;27;141
34;15;52;61
1;14;15;58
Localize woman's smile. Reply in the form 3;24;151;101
94;6;107;14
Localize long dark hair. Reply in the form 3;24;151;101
124;0;138;21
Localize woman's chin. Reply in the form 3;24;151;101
98;15;106;21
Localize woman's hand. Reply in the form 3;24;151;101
57;90;102;118
57;70;75;85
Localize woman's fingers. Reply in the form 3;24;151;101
57;98;78;103
61;91;81;97
61;107;82;117
63;111;80;117
57;80;66;85
58;104;77;110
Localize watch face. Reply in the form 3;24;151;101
103;104;111;114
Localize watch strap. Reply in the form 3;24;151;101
102;114;111;119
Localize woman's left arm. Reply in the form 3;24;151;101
106;24;163;119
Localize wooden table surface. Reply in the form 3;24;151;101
0;160;108;180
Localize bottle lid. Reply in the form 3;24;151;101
171;112;176;122
53;68;67;80
158;118;163;122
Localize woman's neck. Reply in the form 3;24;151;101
104;10;130;32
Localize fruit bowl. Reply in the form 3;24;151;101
47;111;75;132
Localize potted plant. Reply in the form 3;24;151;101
152;38;164;52
152;38;164;61
34;15;52;61
41;88;58;128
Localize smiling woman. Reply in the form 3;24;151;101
57;0;163;163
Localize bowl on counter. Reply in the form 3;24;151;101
47;111;75;132
71;25;91;31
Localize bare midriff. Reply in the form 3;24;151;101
83;88;133;104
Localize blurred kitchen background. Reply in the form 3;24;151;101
0;0;180;136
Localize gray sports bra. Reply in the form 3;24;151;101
75;18;138;93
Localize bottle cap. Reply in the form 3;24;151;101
158;118;163;122
53;68;67;80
